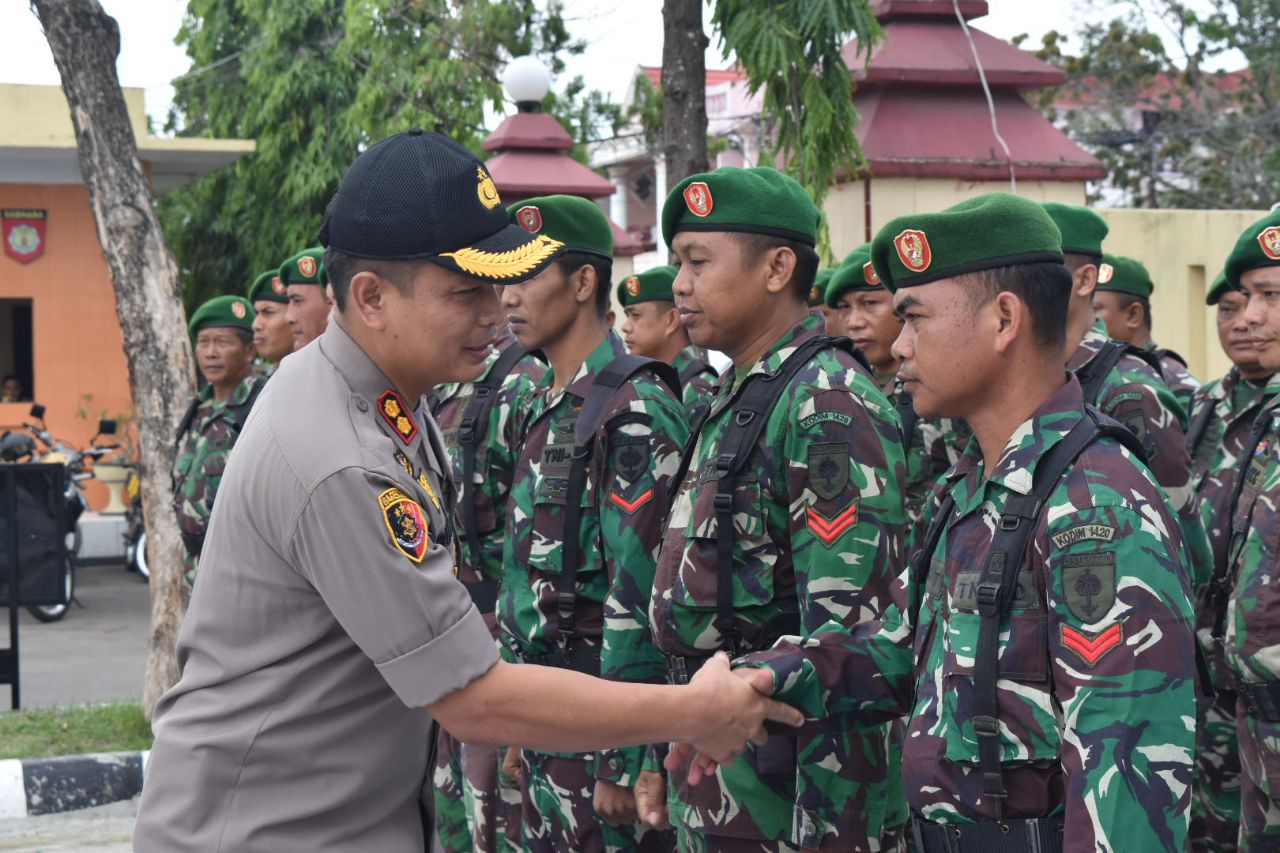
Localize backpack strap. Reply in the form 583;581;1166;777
908;490;955;623
971;404;1141;806
1123;342;1164;375
557;354;680;643
175;397;201;444
1155;347;1188;369
1185;395;1217;464
1073;340;1128;407
678;356;714;388
456;344;531;572
897;389;919;455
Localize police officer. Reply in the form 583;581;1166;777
134;130;803;853
431;319;546;852
280;246;330;349
1189;268;1277;851
1092;252;1201;412
1218;209;1280;849
247;268;294;368
646;167;907;852
498;194;689;852
740;192;1196;851
171;294;264;586
617;264;718;421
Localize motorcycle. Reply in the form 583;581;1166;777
122;468;148;581
2;404;119;622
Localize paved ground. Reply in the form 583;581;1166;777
0;798;135;851
10;562;149;710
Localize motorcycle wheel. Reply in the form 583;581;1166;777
26;527;80;623
133;531;149;581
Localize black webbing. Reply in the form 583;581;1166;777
897;388;919;455
678;357;712;387
557;354;680;642
1074;340;1128;406
1185;396;1218;463
1155;346;1189;369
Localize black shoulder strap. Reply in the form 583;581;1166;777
1155;347;1188;369
1186;396;1217;463
1073;340;1127;406
175;396;201;444
226;377;265;435
908;491;955;622
678;356;713;387
557;353;681;642
457;344;531;570
897;389;918;455
1123;342;1164;375
971;404;1140;805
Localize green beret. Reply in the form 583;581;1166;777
617;265;677;306
662;167;821;249
1205;269;1235;306
1041;203;1108;260
809;269;835;307
1225;209;1280;288
279;247;326;286
871;193;1064;293
247;269;288;304
1096;253;1153;298
189;295;255;336
509;194;612;260
825;244;883;307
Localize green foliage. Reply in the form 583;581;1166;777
0;703;152;760
543;75;626;164
711;0;881;257
159;0;612;309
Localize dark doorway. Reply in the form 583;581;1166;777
0;299;33;402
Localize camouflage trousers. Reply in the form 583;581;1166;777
1191;687;1241;852
435;729;522;852
519;750;673;852
1236;698;1280;851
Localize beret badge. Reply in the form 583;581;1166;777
894;229;932;273
1260;226;1280;261
516;205;543;234
683;182;713;218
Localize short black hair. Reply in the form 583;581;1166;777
233;327;254;346
555;251;613;318
1113;291;1153;331
732;233;820;299
963;261;1071;349
1062;252;1100;274
323;246;422;311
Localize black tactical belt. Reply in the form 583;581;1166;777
913;817;1064;853
466;579;498;613
1239;680;1280;722
517;639;601;676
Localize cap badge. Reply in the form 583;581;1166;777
862;262;880;285
1098;262;1115;284
809;287;821;303
893;230;931;273
231;300;247;319
298;256;317;278
270;275;286;295
379;487;428;563
684;182;713;218
624;276;641;297
476;167;501;210
516;205;543;233
1260;226;1280;261
377;389;419;444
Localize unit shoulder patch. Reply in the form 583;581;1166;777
1051;524;1117;549
800;411;853;430
1062;550;1116;623
806;442;850;500
379;487;428;563
611;435;650;483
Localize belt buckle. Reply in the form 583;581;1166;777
667;656;690;685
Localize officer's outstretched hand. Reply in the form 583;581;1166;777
665;653;803;784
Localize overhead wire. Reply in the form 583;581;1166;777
954;0;1017;194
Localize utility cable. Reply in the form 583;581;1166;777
954;0;1017;193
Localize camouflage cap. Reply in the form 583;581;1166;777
509;194;613;262
1096;253;1153;298
1205;268;1235;306
662;167;821;248
871;192;1064;293
1225;209;1280;288
616;265;677;306
825;243;882;307
809;268;835;307
1041;202;1109;260
189;295;255;336
279;248;326;286
247;269;288;304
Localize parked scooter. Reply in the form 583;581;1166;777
122;469;147;581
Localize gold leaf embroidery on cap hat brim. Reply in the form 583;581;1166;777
441;234;565;279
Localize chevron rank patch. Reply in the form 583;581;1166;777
380;487;428;563
1061;623;1122;666
806;503;859;546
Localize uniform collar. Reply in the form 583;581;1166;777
1066;319;1110;371
197;371;257;408
710;313;822;416
545;330;627;401
318;320;425;454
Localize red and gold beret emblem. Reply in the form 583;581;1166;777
624;276;641;297
516;205;543;234
231;300;247;319
893;229;931;273
862;262;880;285
1097;262;1115;284
1260;226;1280;261
684;182;713;218
270;275;286;295
298;256;318;278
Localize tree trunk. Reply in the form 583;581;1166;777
32;0;197;719
661;0;709;186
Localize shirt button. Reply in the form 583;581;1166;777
356;397;369;412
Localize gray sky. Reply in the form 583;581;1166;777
0;0;1234;133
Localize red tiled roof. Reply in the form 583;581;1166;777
484;149;615;199
844;20;1064;88
640;66;748;90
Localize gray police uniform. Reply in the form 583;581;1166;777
134;320;497;851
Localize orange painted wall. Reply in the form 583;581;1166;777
0;182;134;510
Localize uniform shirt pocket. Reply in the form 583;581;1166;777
672;475;772;610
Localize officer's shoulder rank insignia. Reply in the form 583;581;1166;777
807;442;849;500
1260;226;1280;260
378;389;419;444
379;487;428;563
1062;550;1116;623
893;229;932;273
683;181;713;217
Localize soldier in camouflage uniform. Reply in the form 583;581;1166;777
646;168;907;853
617;265;718;422
431;328;546;853
247;269;294;374
809;269;841;337
738;193;1195;852
172;295;265;586
1044;203;1212;592
1218;209;1280;850
497;195;688;852
280;247;331;350
1092;252;1202;413
1188;270;1277;852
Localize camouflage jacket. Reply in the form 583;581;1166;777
498;331;688;785
1068;320;1211;589
885;374;959;552
1147;340;1202;417
652;315;906;846
672;346;717;423
172;373;265;544
754;375;1196;850
431;331;545;587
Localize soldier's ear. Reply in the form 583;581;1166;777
1073;263;1098;299
762;246;797;296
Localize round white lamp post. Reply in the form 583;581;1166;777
502;55;552;112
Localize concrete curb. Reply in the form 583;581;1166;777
0;750;148;818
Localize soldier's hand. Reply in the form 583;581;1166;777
500;746;523;787
593;779;638;826
666;653;803;783
633;770;670;829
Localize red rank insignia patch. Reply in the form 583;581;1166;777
379;487;428;563
1061;623;1122;666
3;209;47;264
806;503;858;546
893;229;931;273
1261;226;1280;261
610;488;654;514
684;182;713;217
378;389;419;444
